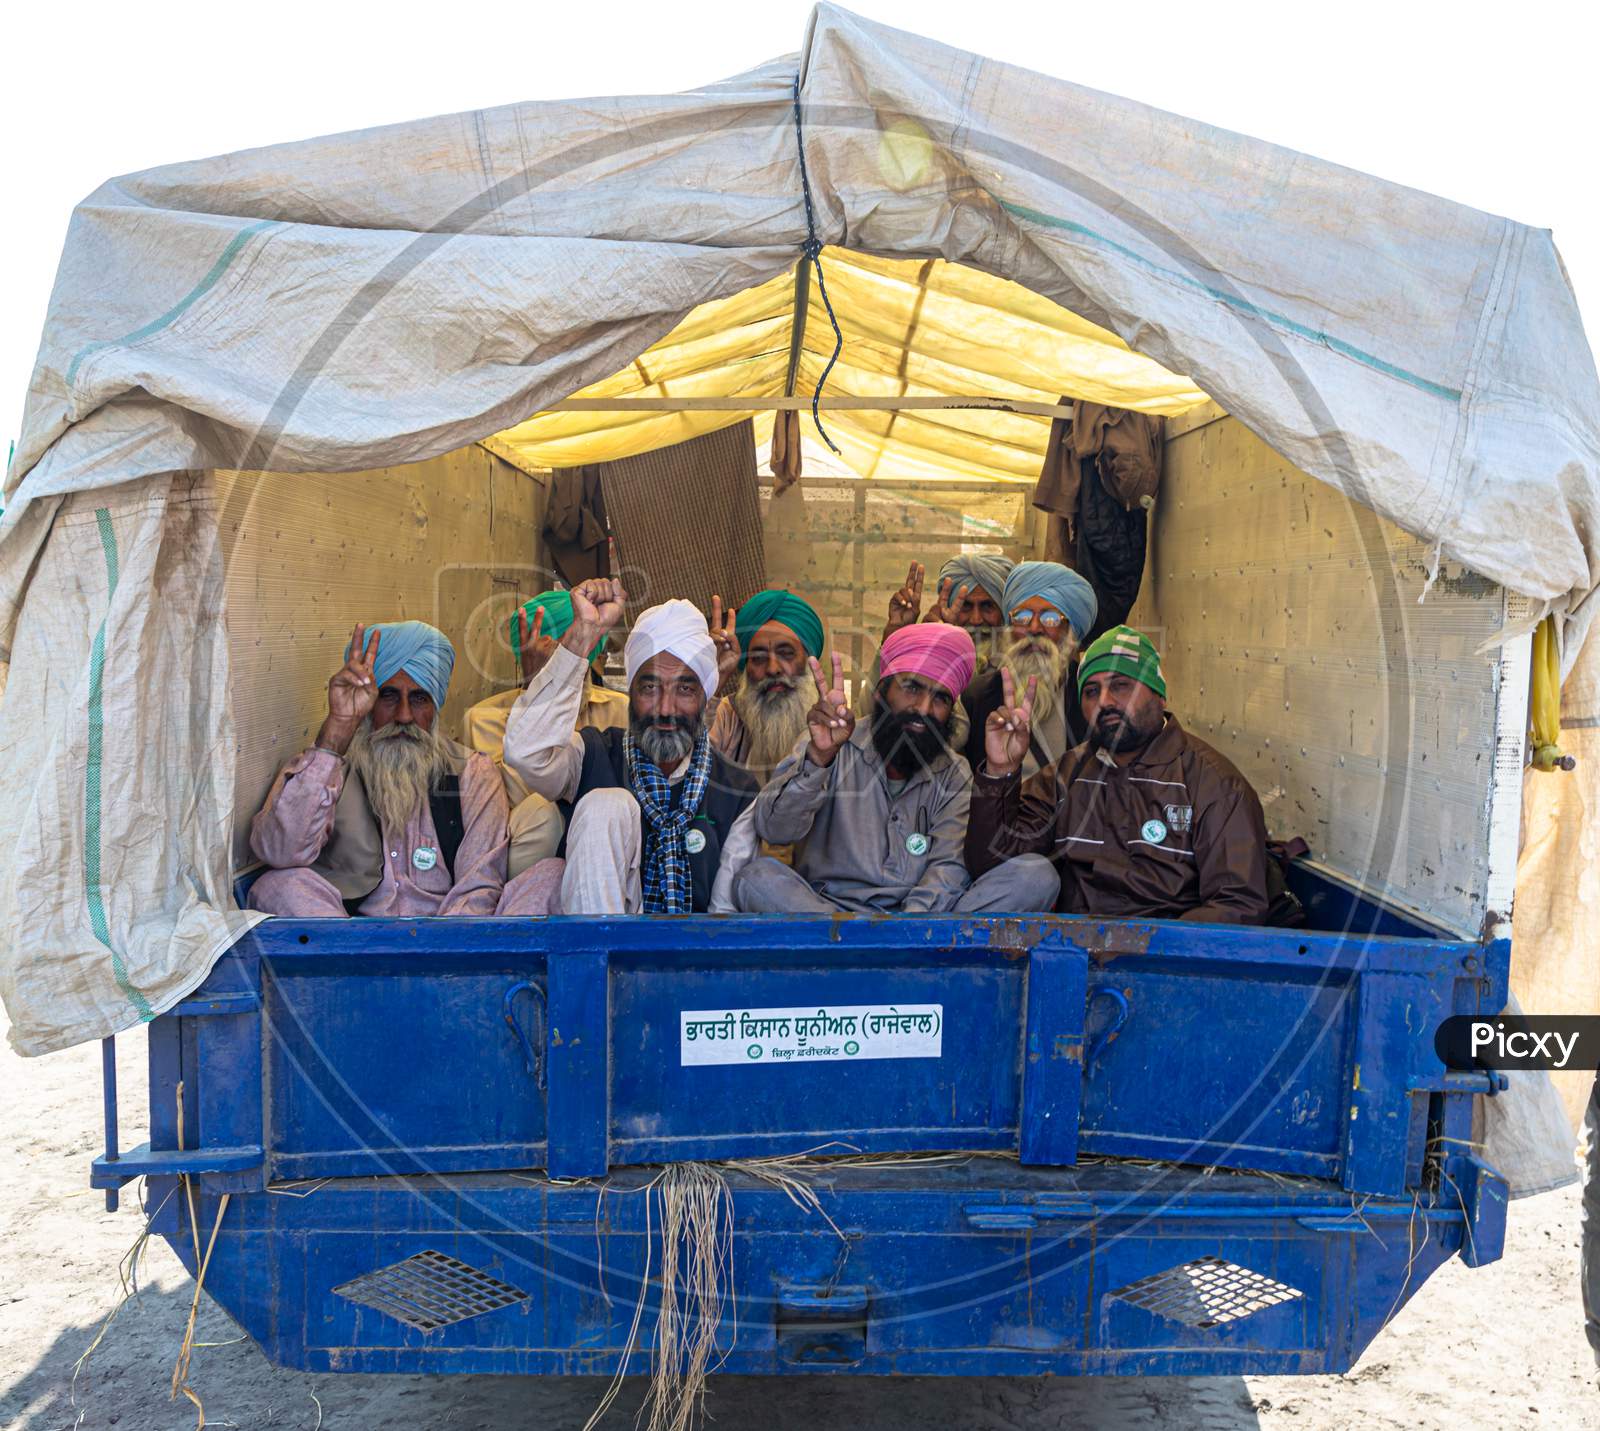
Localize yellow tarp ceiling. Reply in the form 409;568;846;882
483;248;1210;483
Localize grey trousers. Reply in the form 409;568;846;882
732;852;1059;914
1585;1070;1600;1367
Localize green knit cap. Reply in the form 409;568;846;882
1076;624;1167;698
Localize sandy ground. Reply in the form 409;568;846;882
3;1020;1597;1431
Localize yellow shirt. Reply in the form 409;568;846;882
464;681;630;805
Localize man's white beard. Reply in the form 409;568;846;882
997;630;1071;724
966;625;1000;676
348;719;449;835
730;666;820;780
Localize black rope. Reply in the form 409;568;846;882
791;74;844;455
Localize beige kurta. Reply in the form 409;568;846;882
466;678;632;876
466;680;630;803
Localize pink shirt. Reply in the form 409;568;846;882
250;745;510;916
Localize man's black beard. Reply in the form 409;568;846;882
1090;707;1163;755
870;695;953;775
630;711;702;768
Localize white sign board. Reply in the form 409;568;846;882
680;1004;943;1066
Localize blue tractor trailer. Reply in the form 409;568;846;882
2;2;1591;1409
90;883;1511;1378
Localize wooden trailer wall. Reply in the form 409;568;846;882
1131;403;1530;939
216;447;547;868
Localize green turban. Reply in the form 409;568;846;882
1077;624;1167;698
733;590;824;669
510;590;605;663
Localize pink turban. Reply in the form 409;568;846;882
880;623;976;699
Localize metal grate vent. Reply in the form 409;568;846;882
333;1250;528;1332
1109;1256;1303;1329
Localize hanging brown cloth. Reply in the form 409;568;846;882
1072;402;1163;508
542;467;610;586
594;420;767;620
1034;401;1164;640
769;409;804;495
1033;400;1163;531
1034;396;1081;523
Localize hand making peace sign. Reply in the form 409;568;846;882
983;668;1039;776
328;624;381;724
804;652;855;766
709;594;741;692
925;577;972;625
515;603;559;684
316;623;381;755
883;561;924;637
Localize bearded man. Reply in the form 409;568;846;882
502;583;759;914
248;621;551;917
465;589;629;877
732;625;1058;914
927;553;1013;678
966;626;1268;924
962;560;1098;779
707;589;824;784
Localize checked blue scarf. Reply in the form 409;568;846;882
624;726;712;914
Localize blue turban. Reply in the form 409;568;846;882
938;554;1014;608
734;590;825;669
1001;561;1098;640
346;620;456;709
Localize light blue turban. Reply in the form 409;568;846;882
345;620;456;709
938;554;1014;608
1001;561;1099;640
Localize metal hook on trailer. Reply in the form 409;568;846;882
1085;988;1131;1069
502;981;549;1091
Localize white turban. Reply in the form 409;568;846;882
623;599;720;701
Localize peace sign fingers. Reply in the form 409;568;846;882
517;604;549;683
348;623;379;682
710;594;740;689
941;582;971;623
328;622;381;727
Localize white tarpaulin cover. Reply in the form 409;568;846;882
2;3;1598;1053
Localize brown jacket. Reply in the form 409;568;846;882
965;715;1269;924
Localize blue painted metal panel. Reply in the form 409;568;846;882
1020;947;1087;1163
159;1160;1484;1376
608;943;1046;1164
265;955;550;1179
1078;963;1352;1176
94;872;1510;1378
206;909;1499;1190
546;949;609;1178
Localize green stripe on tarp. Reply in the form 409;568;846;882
86;507;152;1020
995;197;1463;403
66;219;283;386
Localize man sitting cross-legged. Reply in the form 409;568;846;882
503;581;759;914
966;625;1269;924
732;625;1058;914
248;621;554;917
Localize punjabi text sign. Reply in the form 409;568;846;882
680;1004;943;1066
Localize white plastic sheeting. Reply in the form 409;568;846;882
2;3;1598;1052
